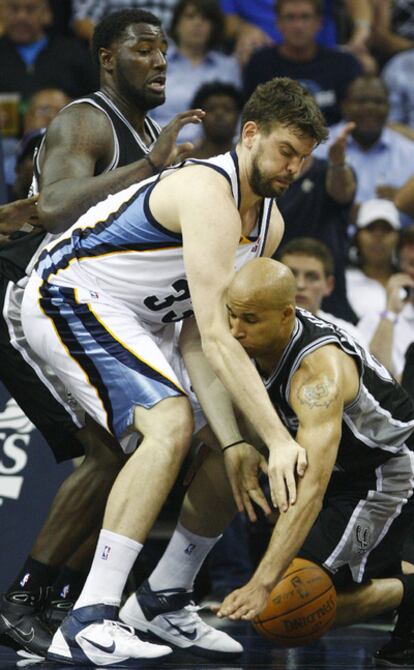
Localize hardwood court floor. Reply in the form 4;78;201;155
0;612;396;670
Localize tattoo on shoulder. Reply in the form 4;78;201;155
297;378;338;409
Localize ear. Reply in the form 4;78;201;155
99;47;114;72
282;304;295;321
323;274;335;298
241;121;259;149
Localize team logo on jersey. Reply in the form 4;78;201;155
355;524;370;553
184;543;196;555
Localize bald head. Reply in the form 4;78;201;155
228;258;297;310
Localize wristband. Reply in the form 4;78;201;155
144;154;160;174
380;310;398;324
222;440;245;452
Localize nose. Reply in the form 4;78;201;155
154;50;167;68
230;318;244;339
287;155;303;177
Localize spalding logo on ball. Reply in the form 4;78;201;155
252;558;336;647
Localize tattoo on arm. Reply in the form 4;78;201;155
297;378;338;409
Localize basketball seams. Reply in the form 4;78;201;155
260;611;337;642
257;583;335;624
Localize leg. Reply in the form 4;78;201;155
49;396;193;665
31;419;124;567
120;447;244;659
335;578;403;626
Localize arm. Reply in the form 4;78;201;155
395;175;414;216
217;346;346;619
345;0;373;50
325;122;356;204
370;0;414;56
160;168;307;511
37;104;204;233
368;273;414;377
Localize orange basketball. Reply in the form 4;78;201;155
252;558;336;647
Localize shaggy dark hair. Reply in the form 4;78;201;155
240;77;328;145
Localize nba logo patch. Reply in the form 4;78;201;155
184;543;196;555
102;545;111;560
19;573;30;588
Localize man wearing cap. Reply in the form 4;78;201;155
346;198;401;320
358;224;414;380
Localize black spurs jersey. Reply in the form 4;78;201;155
0;90;161;283
262;309;414;479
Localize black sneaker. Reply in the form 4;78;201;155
0;591;53;657
42;597;74;633
374;611;414;666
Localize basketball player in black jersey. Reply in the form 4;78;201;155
0;8;204;658
203;257;414;666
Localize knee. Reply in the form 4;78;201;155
134;397;194;459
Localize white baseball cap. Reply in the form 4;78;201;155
356;198;401;230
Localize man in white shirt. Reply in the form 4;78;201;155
278;237;367;346
358;224;414;380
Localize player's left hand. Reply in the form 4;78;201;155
216;580;269;620
224;442;271;522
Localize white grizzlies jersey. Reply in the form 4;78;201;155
34;151;273;328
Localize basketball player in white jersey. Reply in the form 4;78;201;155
0;8;206;660
21;77;328;666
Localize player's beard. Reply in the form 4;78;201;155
115;62;165;112
249;154;291;198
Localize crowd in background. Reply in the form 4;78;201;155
1;0;414;606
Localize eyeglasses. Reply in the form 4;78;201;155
279;13;317;22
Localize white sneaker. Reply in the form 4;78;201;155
119;580;243;660
47;604;172;666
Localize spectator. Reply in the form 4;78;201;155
221;0;375;67
395;173;414;218
276;122;357;322
0;0;98;105
150;0;240;144
370;0;414;64
242;0;362;126
382;49;414;130
190;81;243;158
23;88;71;134
313;74;414;210
71;0;177;44
278;237;366;343
3;88;70;199
346;198;401;320
358;225;414;380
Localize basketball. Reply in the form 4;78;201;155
252;558;336;647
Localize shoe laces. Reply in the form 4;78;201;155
102;619;136;640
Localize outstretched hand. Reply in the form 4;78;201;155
216;579;270;620
149;109;205;168
224;442;271;522
328;122;355;166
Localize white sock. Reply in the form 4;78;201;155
75;529;143;608
149;522;221;592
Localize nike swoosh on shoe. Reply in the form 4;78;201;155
162;617;197;641
80;636;116;653
0;615;34;642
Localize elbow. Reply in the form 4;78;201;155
37;193;70;233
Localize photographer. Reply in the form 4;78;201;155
358;225;414;380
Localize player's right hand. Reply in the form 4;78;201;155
223;442;271;522
267;439;307;513
149;109;205;168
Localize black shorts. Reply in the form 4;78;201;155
298;463;414;589
0;276;84;462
